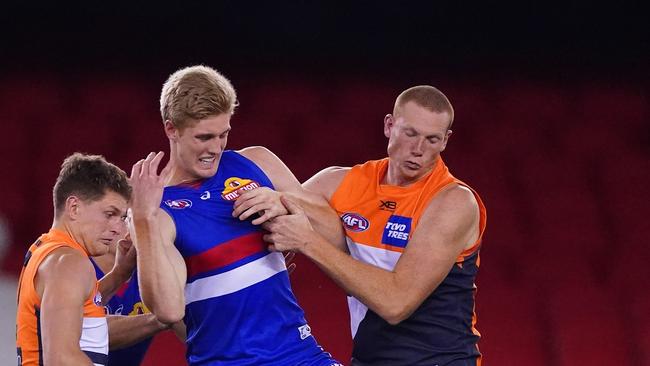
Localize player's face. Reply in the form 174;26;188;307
74;190;128;256
384;101;452;185
169;114;231;181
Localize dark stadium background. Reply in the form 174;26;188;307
1;3;648;365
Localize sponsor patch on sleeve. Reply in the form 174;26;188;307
381;215;412;248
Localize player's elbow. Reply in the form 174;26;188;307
152;305;185;325
158;310;185;325
379;301;415;326
383;309;410;326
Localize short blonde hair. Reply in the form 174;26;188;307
160;65;238;129
395;85;455;129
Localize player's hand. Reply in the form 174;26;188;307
129;152;172;220
262;196;315;253
232;187;288;225
112;233;137;280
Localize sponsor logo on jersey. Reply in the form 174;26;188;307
298;324;312;340
200;190;211;200
114;304;124;315
93;292;103;306
221;177;261;201
381;215;412;248
341;213;369;232
379;200;397;211
164;199;193;209
129;302;152;316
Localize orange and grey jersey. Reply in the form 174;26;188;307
16;229;108;366
330;158;487;366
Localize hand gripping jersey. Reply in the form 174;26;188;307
160;150;339;366
91;259;153;366
16;229;108;366
330;158;487;366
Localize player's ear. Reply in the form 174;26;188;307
164;120;179;141
65;196;82;220
441;129;453;152
384;114;394;138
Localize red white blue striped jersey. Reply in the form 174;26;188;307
161;150;339;366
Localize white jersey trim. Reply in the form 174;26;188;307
346;237;403;338
79;317;108;356
348;295;368;338
346;237;401;271
185;252;286;305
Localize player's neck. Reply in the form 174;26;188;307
50;220;86;252
168;170;207;187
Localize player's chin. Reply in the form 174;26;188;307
89;243;110;256
197;168;217;179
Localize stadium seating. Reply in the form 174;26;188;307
2;75;648;365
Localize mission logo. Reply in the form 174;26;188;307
221;177;261;201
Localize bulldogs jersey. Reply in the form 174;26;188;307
91;259;152;366
161;150;336;366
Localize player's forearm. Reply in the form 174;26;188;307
301;235;414;324
107;314;167;350
98;269;131;305
285;192;346;251
133;217;185;324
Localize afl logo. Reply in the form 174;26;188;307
341;213;369;232
164;199;193;209
93;292;103;307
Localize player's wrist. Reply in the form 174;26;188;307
108;264;133;284
301;232;322;257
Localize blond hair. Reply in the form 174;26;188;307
160;65;238;129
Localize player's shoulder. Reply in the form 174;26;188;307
38;247;95;283
427;183;478;215
236;146;278;165
236;146;300;192
304;166;352;200
315;166;351;182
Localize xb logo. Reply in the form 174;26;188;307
379;200;397;211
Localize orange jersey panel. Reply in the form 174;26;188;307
16;229;106;366
331;157;486;260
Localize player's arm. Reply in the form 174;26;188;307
37;248;97;366
299;166;350;251
106;314;168;350
233;147;347;249
130;152;186;325
98;238;137;305
237;146;302;192
265;184;480;325
132;205;186;326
